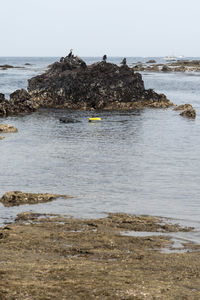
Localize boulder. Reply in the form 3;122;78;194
0;89;39;117
28;55;173;110
0;191;73;207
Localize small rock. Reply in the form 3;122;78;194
146;59;156;63
174;104;193;111
0;124;18;133
180;108;196;118
174;104;196;118
161;65;171;72
0;136;5;140
0;191;73;207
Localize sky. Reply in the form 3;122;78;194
0;0;200;57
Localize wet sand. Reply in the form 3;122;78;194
0;212;200;299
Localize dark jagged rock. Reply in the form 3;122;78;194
0;64;14;69
28;55;173;110
0;93;5;103
0;89;39;117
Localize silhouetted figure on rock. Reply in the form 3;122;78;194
103;54;107;62
121;58;127;66
68;49;73;58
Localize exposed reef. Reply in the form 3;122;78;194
0;212;199;299
0;64;25;70
0;191;73;207
133;59;200;73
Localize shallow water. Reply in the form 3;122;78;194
0;57;200;240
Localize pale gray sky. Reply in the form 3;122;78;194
0;0;200;57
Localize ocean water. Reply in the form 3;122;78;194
0;56;200;242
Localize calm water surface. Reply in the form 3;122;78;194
0;57;200;241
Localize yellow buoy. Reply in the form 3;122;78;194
89;117;101;122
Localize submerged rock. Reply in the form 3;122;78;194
59;117;80;123
0;64;14;70
180;107;196;118
0;191;73;207
28;54;173;110
174;104;196;118
0;124;18;133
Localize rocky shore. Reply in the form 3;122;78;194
0;212;199;299
0;55;174;117
133;59;200;73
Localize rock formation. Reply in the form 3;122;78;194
0;89;39;117
28;55;173;110
0;55;174;117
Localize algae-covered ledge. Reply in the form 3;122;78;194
0;212;199;299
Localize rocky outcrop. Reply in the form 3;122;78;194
0;89;39;117
0;191;73;207
174;104;196;118
133;59;200;73
28;55;173;110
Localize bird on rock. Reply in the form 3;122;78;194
103;54;107;62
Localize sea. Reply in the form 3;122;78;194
0;56;200;245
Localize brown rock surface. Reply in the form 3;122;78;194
0;124;18;133
0;191;73;207
0;212;199;299
174;104;196;118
